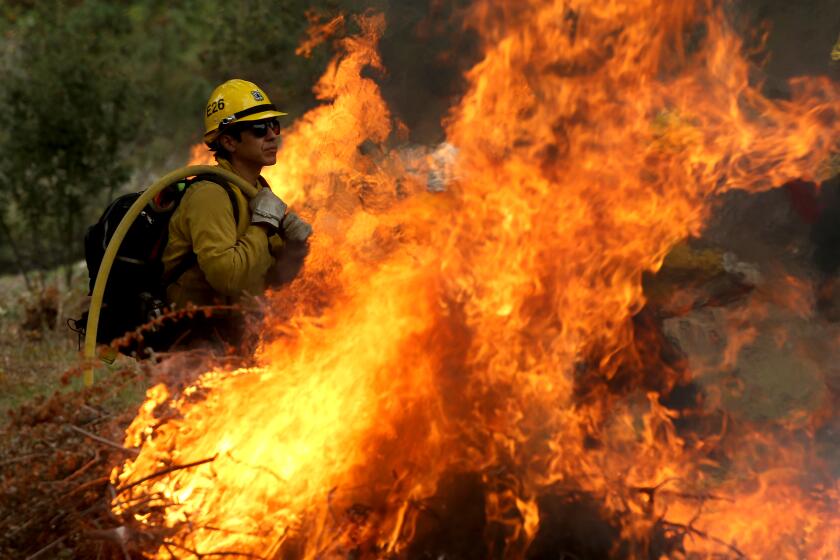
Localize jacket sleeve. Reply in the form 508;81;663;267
268;233;285;256
184;182;273;297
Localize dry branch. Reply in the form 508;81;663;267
23;535;67;560
115;455;217;495
662;520;746;558
68;424;139;456
62;450;101;482
64;476;110;499
0;452;49;467
162;540;266;559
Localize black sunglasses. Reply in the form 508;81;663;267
245;118;281;138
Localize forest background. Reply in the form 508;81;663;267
0;0;836;408
0;0;481;412
1;0;837;285
0;0;377;283
0;2;838;556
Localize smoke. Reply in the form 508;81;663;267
351;0;839;145
339;0;480;145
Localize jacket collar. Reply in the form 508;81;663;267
216;158;269;198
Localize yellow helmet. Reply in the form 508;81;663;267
203;79;287;145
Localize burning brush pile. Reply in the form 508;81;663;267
7;0;840;558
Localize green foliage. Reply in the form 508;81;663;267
0;1;141;273
0;0;348;277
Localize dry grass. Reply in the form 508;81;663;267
0;266;149;421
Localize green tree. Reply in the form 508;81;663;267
0;0;349;281
0;1;144;283
192;0;343;117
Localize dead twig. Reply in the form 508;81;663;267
79;404;113;426
110;304;242;351
658;490;732;502
631;479;731;504
627;479;742;556
662;520;746;558
118;494;173;517
68;425;139;456
0;452;49;468
162;539;266;558
115;455;217;495
62;450;101;482
24;535;67;560
111;490;168;510
64;476;110;499
81;403;105;415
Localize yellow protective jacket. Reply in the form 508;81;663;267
163;159;284;308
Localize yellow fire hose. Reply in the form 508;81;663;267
83;165;258;386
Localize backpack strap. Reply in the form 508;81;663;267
162;175;240;287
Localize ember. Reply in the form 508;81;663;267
114;2;840;558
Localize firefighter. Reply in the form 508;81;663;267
161;78;311;350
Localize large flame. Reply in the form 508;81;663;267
115;2;840;558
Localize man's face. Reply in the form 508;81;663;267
222;118;280;168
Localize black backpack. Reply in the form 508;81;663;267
74;175;238;344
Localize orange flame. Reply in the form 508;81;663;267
295;12;345;58
116;3;840;558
